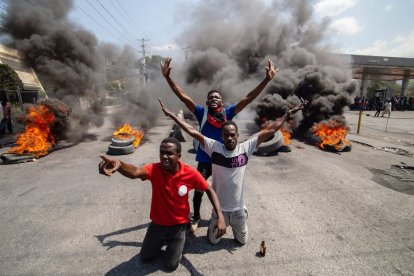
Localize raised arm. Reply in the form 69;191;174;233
234;59;277;114
161;57;196;113
99;155;147;180
257;102;306;146
158;98;205;147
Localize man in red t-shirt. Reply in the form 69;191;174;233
99;137;225;272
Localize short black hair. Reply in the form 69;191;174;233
161;137;182;153
222;120;238;133
207;90;222;98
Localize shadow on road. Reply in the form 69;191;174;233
97;222;243;275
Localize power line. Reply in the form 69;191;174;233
108;0;144;39
85;0;137;46
95;0;138;44
74;2;139;52
115;0;146;38
74;2;121;43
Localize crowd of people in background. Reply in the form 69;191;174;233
351;95;414;111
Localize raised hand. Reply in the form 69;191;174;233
158;98;174;118
290;99;308;115
99;155;121;176
265;59;278;81
160;57;172;78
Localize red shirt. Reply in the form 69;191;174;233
144;161;208;226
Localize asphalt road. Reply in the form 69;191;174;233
0;110;413;275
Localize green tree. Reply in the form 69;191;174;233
0;64;23;90
366;80;401;98
407;80;414;96
145;55;164;71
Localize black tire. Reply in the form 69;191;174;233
107;144;135;155
343;145;352;152
251;130;284;155
111;136;135;147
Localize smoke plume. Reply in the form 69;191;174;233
0;0;159;141
176;0;357;135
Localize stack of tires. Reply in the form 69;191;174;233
107;135;136;155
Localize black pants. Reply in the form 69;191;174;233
140;222;187;272
192;162;212;220
0;118;12;134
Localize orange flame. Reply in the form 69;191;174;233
113;123;144;148
311;119;351;150
8;105;55;158
281;125;291;145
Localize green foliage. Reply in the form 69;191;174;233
145;55;164;70
408;80;414;96
146;55;164;65
366;80;401;98
0;64;23;90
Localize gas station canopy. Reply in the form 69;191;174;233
349;54;414;81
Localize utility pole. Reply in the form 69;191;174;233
182;46;190;61
139;38;150;87
103;58;107;88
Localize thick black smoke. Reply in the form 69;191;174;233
0;0;104;141
36;98;72;141
176;0;357;135
0;0;159;141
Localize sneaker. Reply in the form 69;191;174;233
190;217;200;233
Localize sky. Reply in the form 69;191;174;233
68;0;414;60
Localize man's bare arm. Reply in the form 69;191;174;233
234;59;277;114
205;186;226;236
99;155;147;180
257;102;306;146
161;57;196;113
158;98;205;147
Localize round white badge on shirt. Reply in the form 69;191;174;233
178;185;187;196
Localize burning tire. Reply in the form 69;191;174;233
111;136;135;147
107;144;135;155
251;130;284;155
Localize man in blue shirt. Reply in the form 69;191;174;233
161;57;277;232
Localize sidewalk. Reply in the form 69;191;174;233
344;110;414;156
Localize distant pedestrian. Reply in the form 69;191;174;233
0;98;12;135
382;100;392;118
374;98;382;117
